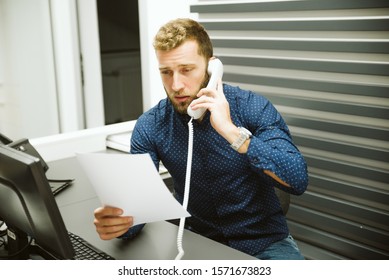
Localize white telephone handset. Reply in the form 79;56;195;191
187;58;224;119
176;59;223;260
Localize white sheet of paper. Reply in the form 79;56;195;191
76;153;190;225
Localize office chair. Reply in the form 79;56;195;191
274;188;290;215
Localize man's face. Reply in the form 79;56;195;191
156;40;209;115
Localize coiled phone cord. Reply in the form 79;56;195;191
175;117;194;260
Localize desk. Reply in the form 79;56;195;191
47;155;256;260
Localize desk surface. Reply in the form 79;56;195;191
47;155;256;260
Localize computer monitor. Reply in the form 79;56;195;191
0;145;74;259
0;132;12;145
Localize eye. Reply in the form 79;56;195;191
181;67;193;74
160;70;172;76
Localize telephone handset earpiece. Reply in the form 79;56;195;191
187;58;224;119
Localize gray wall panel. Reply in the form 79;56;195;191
192;0;389;259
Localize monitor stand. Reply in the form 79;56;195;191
2;227;58;260
5;227;30;259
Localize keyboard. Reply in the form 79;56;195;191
68;231;115;260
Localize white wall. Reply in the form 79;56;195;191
0;0;60;140
0;0;196;141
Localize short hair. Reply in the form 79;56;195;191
153;18;213;59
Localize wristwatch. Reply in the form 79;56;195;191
230;127;252;151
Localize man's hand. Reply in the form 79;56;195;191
191;79;233;132
93;206;133;240
192;79;248;152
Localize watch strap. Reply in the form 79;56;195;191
230;127;252;151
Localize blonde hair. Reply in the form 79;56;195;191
153;18;213;59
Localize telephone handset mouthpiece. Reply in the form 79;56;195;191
187;58;224;119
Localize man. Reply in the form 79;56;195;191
94;18;308;260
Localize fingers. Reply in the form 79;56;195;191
191;82;221;109
94;206;123;218
197;78;222;98
93;206;134;240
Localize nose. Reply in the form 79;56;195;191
171;72;184;92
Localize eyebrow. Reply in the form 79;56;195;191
159;64;196;71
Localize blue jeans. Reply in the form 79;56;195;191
254;234;305;260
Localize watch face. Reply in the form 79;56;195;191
241;127;252;137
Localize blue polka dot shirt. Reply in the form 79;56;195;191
129;84;308;256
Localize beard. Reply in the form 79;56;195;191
165;72;210;115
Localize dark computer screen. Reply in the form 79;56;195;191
0;145;74;259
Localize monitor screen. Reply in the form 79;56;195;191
0;145;74;259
